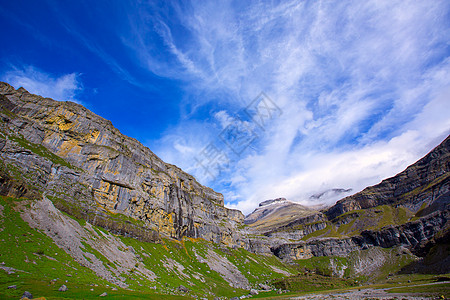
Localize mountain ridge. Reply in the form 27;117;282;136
325;134;450;219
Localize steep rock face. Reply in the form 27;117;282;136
272;238;360;261
326;135;450;220
0;82;243;246
272;209;449;261
355;210;449;252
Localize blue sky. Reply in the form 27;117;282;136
1;0;450;214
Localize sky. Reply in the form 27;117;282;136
1;0;449;215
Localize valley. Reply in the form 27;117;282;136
0;82;448;299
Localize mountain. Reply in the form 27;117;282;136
0;82;449;299
326;135;450;220
242;134;449;271
0;82;267;298
245;198;317;230
0;82;243;246
254;135;449;266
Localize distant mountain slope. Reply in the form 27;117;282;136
326;134;450;220
245;198;318;232
244;136;449;260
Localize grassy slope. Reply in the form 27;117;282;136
0;196;113;300
300;204;414;241
0;178;448;299
0;195;297;299
269;247;450;298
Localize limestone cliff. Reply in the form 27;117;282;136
0;82;243;246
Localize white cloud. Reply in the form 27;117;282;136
129;1;450;214
2;65;82;103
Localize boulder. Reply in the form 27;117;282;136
177;285;189;293
249;288;259;295
21;291;33;299
58;285;68;292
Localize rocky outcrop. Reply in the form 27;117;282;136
271;238;357;261
0;82;243;246
326;135;450;220
355;209;449;253
272;209;449;261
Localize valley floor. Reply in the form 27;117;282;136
255;281;450;300
289;284;449;300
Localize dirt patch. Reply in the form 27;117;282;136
269;265;292;276
194;247;249;290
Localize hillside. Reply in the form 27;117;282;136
243;135;449;273
326;135;450;220
0;82;449;299
0;82;243;246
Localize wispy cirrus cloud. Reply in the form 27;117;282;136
128;0;450;214
2;65;83;103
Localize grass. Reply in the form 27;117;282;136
8;135;80;170
256;279;450;300
0;195;251;299
216;245;297;284
101;209;146;228
293;256;350;277
301;223;343;240
296;204;415;240
282;246;418;286
1;193;448;299
0;195;112;299
117;235;245;298
272;273;357;293
46;195;89;222
387;282;450;297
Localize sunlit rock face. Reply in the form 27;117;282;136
0;82;244;246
